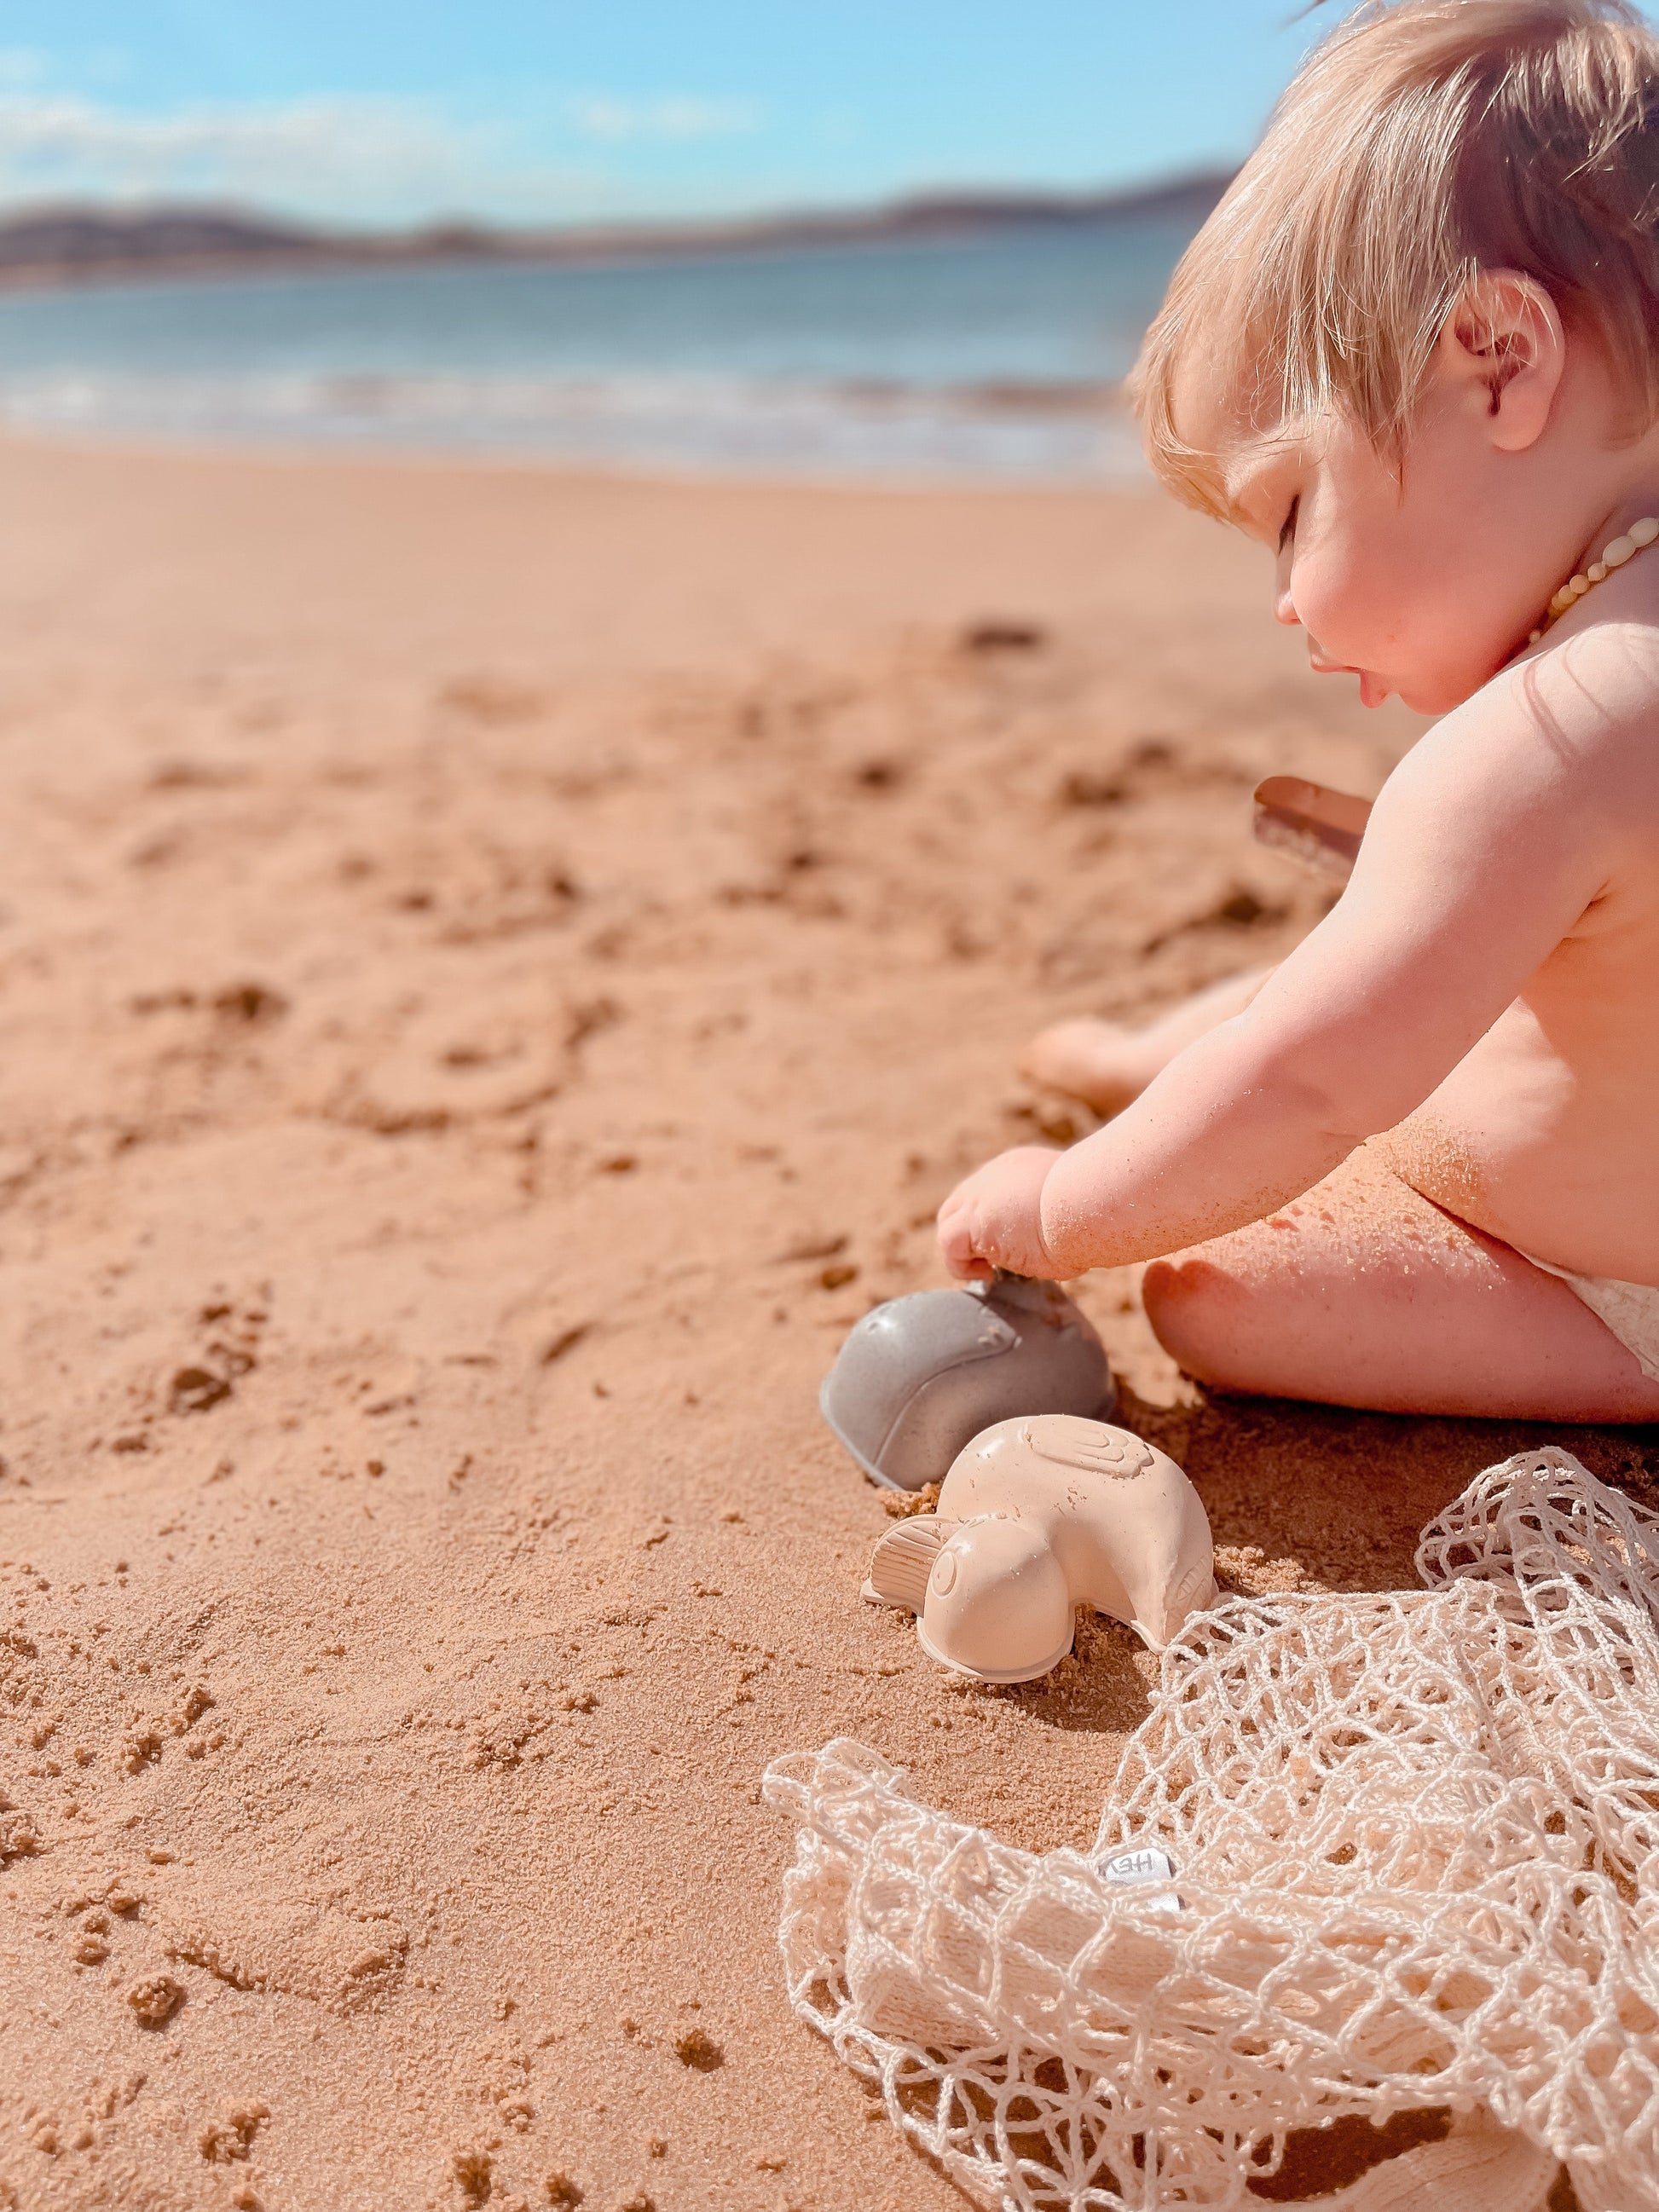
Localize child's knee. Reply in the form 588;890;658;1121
1142;1250;1246;1377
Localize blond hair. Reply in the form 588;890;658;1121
1136;0;1659;514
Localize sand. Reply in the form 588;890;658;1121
0;436;1649;2212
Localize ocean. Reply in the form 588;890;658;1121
0;210;1204;482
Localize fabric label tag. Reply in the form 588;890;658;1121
1099;1845;1182;1914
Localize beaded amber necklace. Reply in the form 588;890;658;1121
1529;513;1659;643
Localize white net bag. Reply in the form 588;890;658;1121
764;1447;1659;2211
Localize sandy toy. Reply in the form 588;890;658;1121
863;1413;1216;1680
819;1273;1113;1493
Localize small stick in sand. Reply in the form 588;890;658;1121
1251;775;1373;883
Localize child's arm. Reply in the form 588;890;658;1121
939;638;1649;1279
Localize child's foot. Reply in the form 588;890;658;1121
1023;967;1278;1117
1020;1019;1159;1116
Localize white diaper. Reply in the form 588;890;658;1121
1524;1253;1659;1383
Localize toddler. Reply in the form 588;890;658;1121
938;0;1659;1421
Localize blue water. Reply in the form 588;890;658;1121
0;214;1202;480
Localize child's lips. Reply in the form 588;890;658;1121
1308;645;1389;707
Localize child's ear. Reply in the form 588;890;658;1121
1438;271;1565;454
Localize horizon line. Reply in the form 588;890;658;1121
0;161;1234;245
0;167;1232;292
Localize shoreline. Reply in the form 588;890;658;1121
0;374;1144;499
0;415;1147;498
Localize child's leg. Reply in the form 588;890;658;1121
1142;1145;1659;1422
1024;967;1277;1115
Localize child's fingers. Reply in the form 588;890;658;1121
935;1187;971;1239
937;1205;991;1279
936;1213;974;1270
945;1249;996;1281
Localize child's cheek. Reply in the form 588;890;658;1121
1290;558;1345;653
1298;540;1384;663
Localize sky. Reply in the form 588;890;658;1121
0;3;1338;232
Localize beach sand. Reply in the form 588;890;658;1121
0;436;1642;2210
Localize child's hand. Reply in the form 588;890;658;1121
937;1146;1062;1279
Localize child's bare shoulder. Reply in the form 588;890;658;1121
1491;618;1659;748
1389;619;1659;835
1541;615;1659;718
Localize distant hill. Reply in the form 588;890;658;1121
0;208;321;274
0;173;1232;290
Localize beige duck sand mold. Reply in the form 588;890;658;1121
864;1414;1217;1680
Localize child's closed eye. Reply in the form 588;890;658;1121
1278;497;1300;552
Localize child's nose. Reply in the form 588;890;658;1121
1274;585;1300;627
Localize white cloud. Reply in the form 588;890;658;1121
0;84;764;227
0;93;511;222
564;94;760;145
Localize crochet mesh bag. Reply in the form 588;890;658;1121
763;1448;1659;2211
